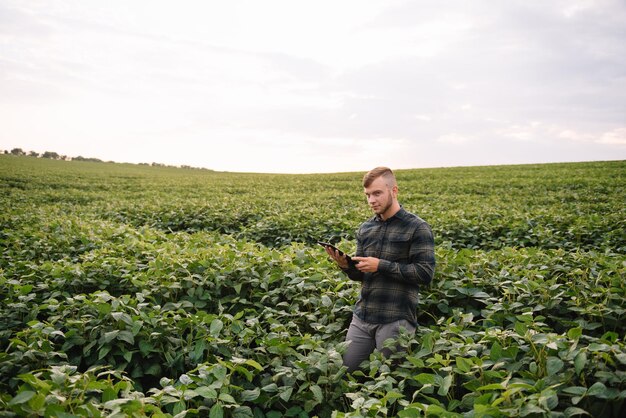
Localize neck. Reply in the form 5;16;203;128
380;202;401;221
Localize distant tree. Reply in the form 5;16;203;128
10;148;25;156
42;151;60;159
29;151;40;157
74;156;103;163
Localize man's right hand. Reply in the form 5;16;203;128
324;246;349;269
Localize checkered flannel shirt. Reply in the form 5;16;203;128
343;207;435;326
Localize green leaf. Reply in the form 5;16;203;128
234;366;253;382
490;341;503;361
546;357;564;376
117;330;135;344
19;284;33;295
44;404;65;416
179;374;193;385
262;383;278;393
9;390;36;406
103;387;118;402
102;330;120;343
173;400;186;415
28;393;46;411
398;406;423;417
97;303;112;315
540;389;559;410
514;321;527;335
50;367;69;385
190;340;206;362
279;386;293;402
567;327;583;340
310;384;323;403
196;386;218;399
57;412;80;418
210;319;224;336
210;403;224;418
574;351;587;375
415;373;436;385
586;382;607;397
477;383;505;391
563;406;591;417
232;406;254;418
111;312;133;325
424;404;447;415
219;393;236;404
98;345;112;360
241;388;261;402
145;363;162;376
456;356;472;373
139;340;153;356
285;406;303;417
520;403;545;416
183;389;199;401
563;386;587;396
17;373;49;391
438;375;453;396
244;359;264;371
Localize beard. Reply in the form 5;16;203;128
371;190;394;215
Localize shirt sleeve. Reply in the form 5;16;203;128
340;228;365;281
341;265;363;281
377;222;435;286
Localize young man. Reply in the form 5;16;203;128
324;167;435;372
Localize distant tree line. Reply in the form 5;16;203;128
2;148;213;171
5;148;73;161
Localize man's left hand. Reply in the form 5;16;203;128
352;256;379;273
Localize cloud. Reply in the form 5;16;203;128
598;128;626;145
1;0;625;172
437;134;473;145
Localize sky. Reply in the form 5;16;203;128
1;0;625;173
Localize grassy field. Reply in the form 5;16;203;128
1;155;624;417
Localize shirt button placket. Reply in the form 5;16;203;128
377;222;387;259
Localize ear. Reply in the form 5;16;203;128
392;185;399;198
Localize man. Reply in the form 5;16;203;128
324;167;435;372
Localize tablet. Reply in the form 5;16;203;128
317;241;359;266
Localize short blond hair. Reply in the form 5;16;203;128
363;166;396;188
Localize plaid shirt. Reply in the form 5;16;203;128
343;207;435;326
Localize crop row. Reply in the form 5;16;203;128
0;156;624;416
2;159;625;254
2;226;625;416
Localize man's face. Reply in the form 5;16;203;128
364;176;396;216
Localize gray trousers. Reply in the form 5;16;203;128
343;314;416;372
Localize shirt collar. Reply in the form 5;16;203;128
375;206;406;222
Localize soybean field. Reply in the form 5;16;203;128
1;155;624;417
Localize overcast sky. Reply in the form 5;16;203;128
1;0;625;173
